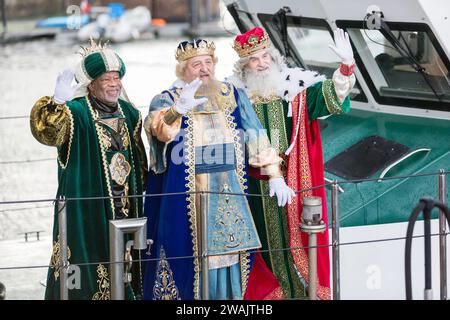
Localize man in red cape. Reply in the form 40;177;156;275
228;27;356;299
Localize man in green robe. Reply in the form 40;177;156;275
228;27;356;299
29;40;148;300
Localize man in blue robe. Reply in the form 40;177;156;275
142;39;294;300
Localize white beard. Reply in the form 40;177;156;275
227;64;327;102
243;65;284;97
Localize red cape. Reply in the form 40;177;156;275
245;92;331;300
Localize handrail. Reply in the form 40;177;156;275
377;148;431;182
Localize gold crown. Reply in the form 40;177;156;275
233;31;270;58
175;40;216;62
78;37;110;58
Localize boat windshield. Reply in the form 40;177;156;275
347;23;450;111
341;21;450;111
258;14;367;102
258;12;450;111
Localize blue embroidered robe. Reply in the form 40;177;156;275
143;82;272;300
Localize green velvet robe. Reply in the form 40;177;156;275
247;81;350;299
43;96;146;300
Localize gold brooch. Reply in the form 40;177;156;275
109;153;131;186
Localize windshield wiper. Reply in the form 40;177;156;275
378;20;442;102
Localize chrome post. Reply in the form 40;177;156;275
300;196;326;300
331;181;340;300
58;196;68;300
438;169;447;300
109;218;147;300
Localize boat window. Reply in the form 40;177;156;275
258;14;367;102
226;4;256;33
339;21;450;111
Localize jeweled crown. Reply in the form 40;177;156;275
233;27;270;58
79;37;109;58
175;39;216;62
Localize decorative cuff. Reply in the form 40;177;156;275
339;62;355;76
162;106;182;125
322;79;344;114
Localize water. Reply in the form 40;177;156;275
0;34;238;299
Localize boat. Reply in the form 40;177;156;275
35;14;90;29
35;0;91;30
223;0;450;299
77;5;152;43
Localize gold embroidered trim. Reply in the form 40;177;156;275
239;252;251;298
322;79;344;114
226;84;252;298
58;106;75;169
250;92;279;104
121;123;129;149
223;87;247;191
286;93;312;289
183;112;200;299
133;110;142;147
118;103;139;218
167;88;201;299
50;235;71;281
267;99;289;154
153;246;181;300
86;96;115;217
98;126;112;149
92;264;110;300
259;181;290;290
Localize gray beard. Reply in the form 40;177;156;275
195;78;221;100
243;65;283;97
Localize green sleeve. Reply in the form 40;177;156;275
306;80;350;120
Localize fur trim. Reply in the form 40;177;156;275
277;68;326;102
226;68;326;102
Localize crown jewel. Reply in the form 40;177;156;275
233;27;270;58
175;39;216;62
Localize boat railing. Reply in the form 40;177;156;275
0;169;448;300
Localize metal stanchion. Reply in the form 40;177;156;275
405;198;450;300
438;169;447;300
424;201;433;300
109;218;149;300
200;192;209;300
57;196;68;300
331;181;340;300
300;196;326;300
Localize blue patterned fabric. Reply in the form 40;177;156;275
143;85;261;300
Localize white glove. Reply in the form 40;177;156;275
328;28;354;65
269;177;296;207
174;78;208;115
53;69;81;104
